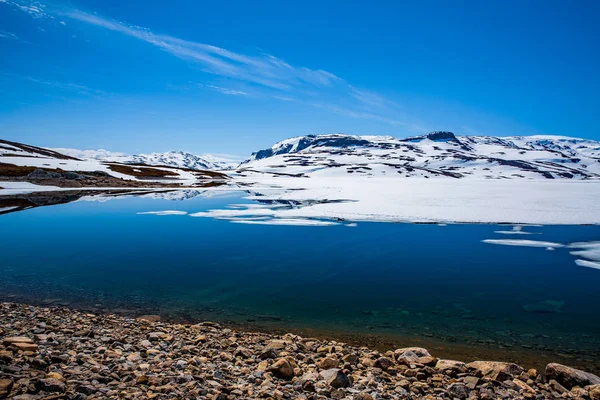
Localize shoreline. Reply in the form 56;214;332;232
2;295;599;377
1;301;599;399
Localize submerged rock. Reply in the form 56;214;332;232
523;300;564;313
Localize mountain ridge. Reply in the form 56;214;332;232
49;148;239;171
240;132;600;180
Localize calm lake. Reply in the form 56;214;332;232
1;189;599;372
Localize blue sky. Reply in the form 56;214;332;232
0;0;598;156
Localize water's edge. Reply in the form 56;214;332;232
2;297;598;375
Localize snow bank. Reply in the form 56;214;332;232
225;176;600;225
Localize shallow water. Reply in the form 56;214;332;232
1;189;599;371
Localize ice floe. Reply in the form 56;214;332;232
568;241;600;270
494;225;537;235
231;218;339;226
574;259;600;270
482;239;564;249
137;210;189;216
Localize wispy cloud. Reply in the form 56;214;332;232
201;84;248;96
0;29;36;44
0;0;50;18
2;0;427;132
0;29;19;40
2;72;109;97
59;9;340;92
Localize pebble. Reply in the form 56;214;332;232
0;301;598;400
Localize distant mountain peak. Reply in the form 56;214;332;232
240;133;600;180
426;131;456;141
48;148;238;170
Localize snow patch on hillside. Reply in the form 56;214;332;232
51;148;239;170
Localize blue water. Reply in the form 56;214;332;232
1;191;599;369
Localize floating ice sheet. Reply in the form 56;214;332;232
482;239;564;248
137;210;189;216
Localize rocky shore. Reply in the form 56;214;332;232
1;302;599;400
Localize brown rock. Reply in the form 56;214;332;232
467;361;524;381
320;368;350;388
330;388;346;399
463;376;479;389
435;359;467;373
10;342;38;352
35;378;66;393
265;340;286;350
360;357;375;367
513;379;536;398
549;379;568;394
45;372;65;382
374;356;394;370
0;350;13;363
136;315;161;322
3;336;33;345
545;363;600;390
447;383;470;399
394;347;431;357
268;357;297;380
588;384;600;400
0;379;14;397
319;356;339;369
416;355;437;366
342;353;358;365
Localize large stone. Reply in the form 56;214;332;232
467;361;524;380
396;350;420;365
320;368;350;388
435;359;467;373
3;337;33;345
463;376;479;390
268;357;297;380
394;347;431;357
588;384;600;400
265;340;287;350
513;379;536;398
10;342;38;352
447;383;470;399
36;378;66;393
374;356;394;370
45;372;65;382
342;353;358;365
0;350;13;364
0;379;14;397
318;357;339;369
544;363;600;389
136;315;161;323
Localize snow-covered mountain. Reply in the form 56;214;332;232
239;132;600;180
1;139;229;187
50;148;239;171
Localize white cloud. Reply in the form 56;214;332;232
0;0;49;18
3;0;426;132
0;30;19;40
202;84;247;96
2;72;108;97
